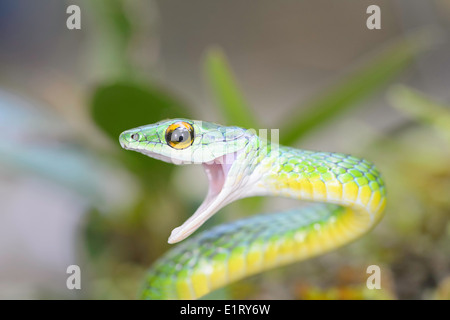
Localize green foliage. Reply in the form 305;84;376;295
202;30;438;146
279;30;437;145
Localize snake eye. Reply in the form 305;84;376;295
165;121;194;149
131;133;140;141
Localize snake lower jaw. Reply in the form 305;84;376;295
167;152;244;244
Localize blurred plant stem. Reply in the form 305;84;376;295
204;47;258;129
387;84;450;144
279;28;440;145
86;0;135;80
86;0;161;82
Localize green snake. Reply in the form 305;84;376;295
119;119;386;299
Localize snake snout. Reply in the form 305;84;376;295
119;130;136;149
119;135;127;148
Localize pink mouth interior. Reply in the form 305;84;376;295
199;155;234;212
167;151;240;243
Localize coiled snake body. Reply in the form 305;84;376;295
119;119;386;299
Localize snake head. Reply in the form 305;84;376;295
119;119;248;165
119;119;257;243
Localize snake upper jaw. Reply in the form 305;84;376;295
167;152;244;244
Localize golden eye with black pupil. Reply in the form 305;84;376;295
165;121;194;149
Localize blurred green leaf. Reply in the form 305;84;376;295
387;84;450;143
91;82;192;186
204;47;258;128
91;82;190;138
280;29;439;145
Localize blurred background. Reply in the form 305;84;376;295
0;0;449;299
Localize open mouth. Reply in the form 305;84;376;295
120;132;245;244
168;152;240;244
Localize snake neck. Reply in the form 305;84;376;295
234;140;386;225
